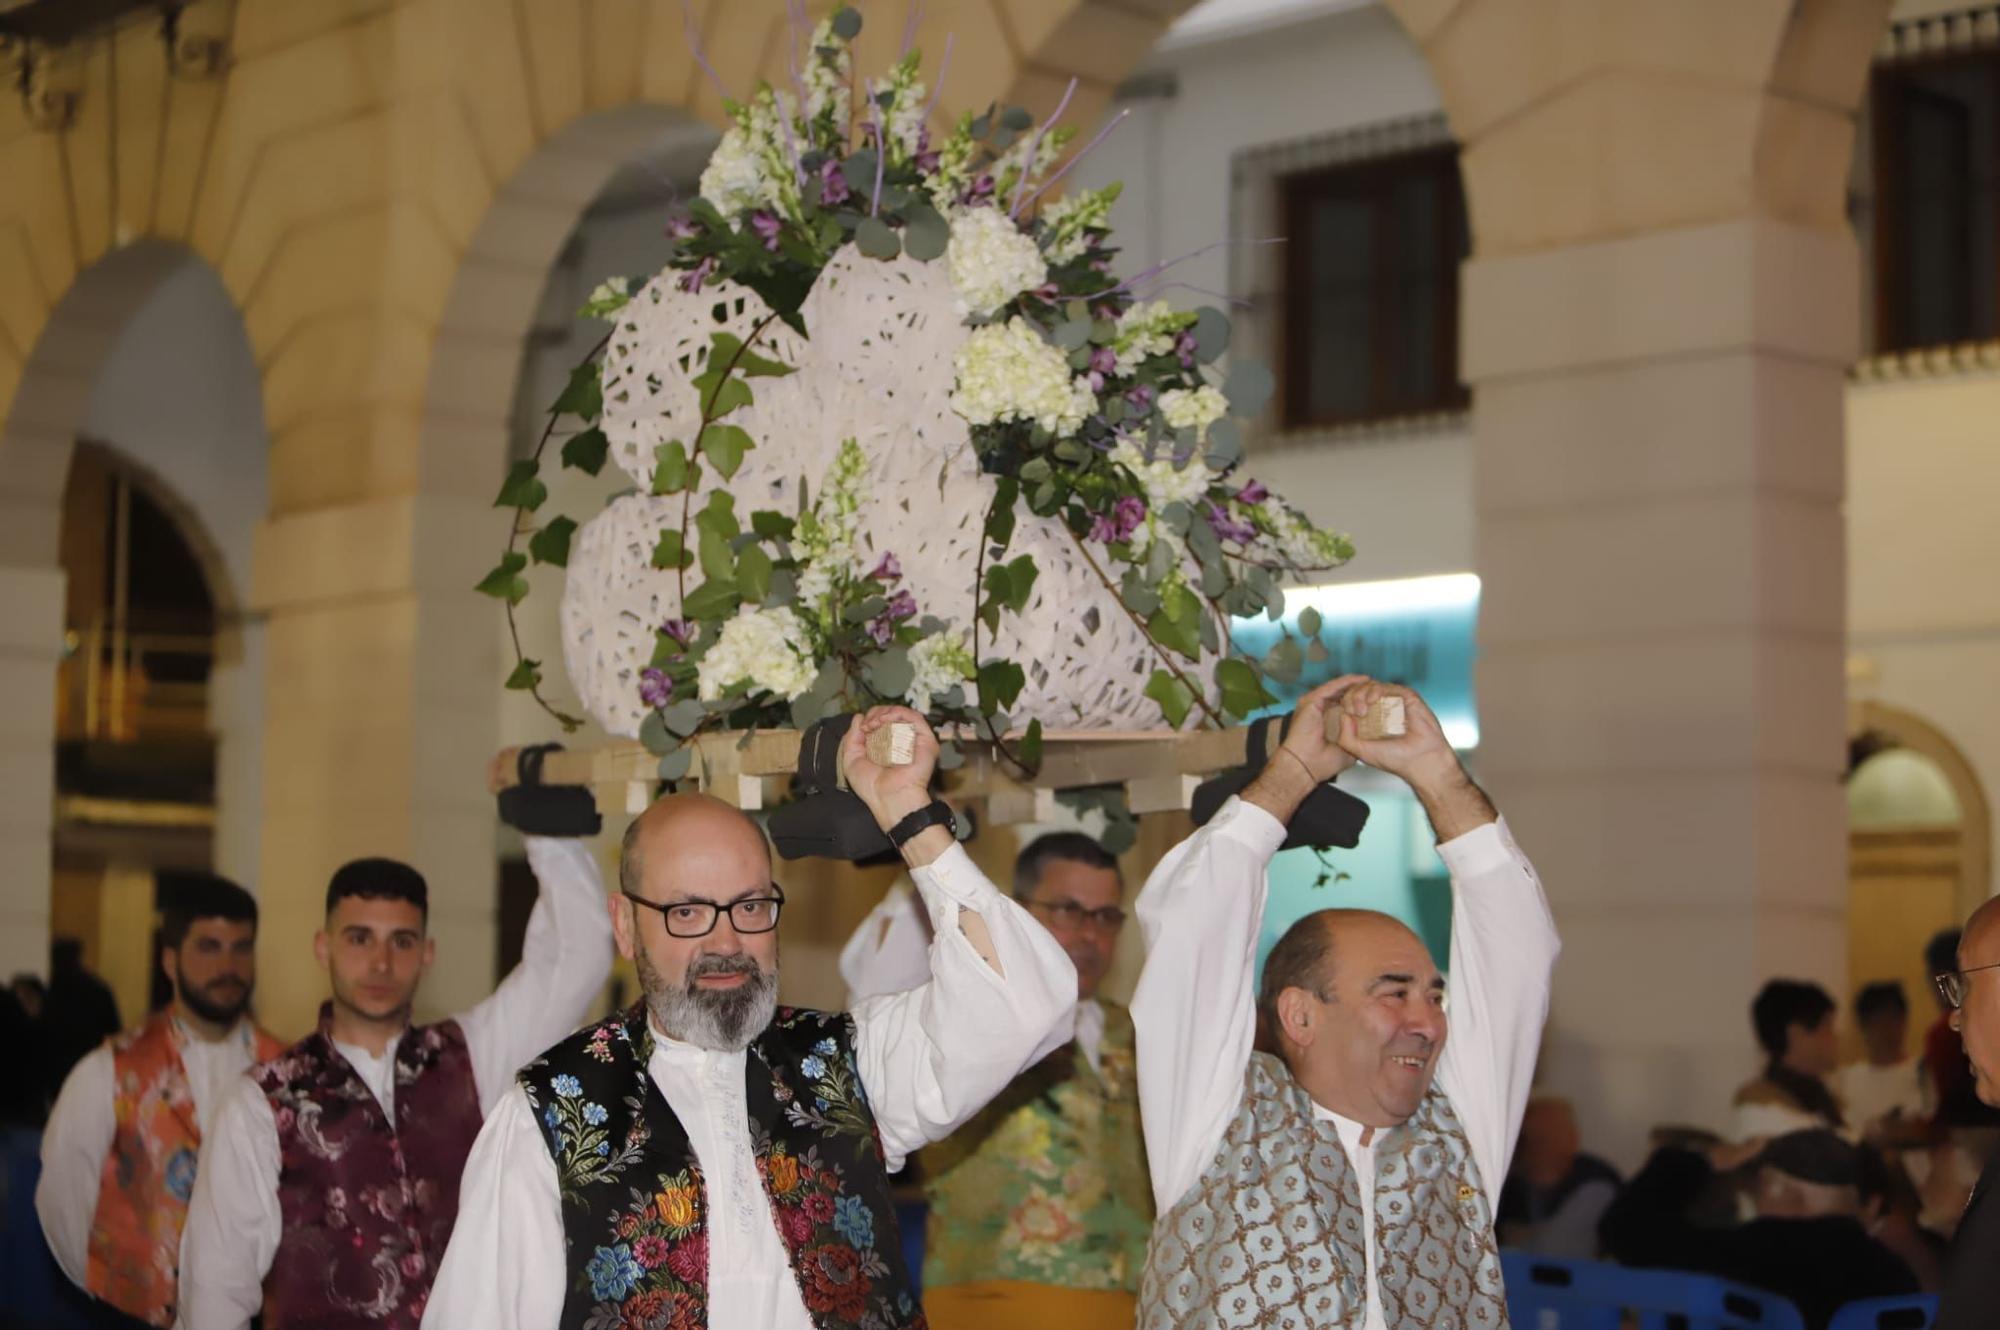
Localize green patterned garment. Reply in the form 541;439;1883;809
919;1000;1154;1292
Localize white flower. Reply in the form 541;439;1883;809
803;18;852;141
1111;300;1192;374
946;206;1048;319
1159;386;1228;439
1266;502;1353;572
1111;438;1217;510
1038;183;1121;265
699;89;804;220
907;631;976;713
950;318;1095;438
697;606;818;702
700;124;768;217
926;113;979;211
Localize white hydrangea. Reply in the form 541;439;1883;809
1112;300;1192;374
700;89;804;220
697;606;818;701
1111;438;1218;510
950;318;1096;438
946;206;1048;319
1159;386;1229;439
907;631;976;713
700;124;768;217
1267;503;1354;572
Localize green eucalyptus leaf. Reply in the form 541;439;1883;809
661;698;707;738
1204;420;1243;472
936;740;965;771
658;746;694;783
1298;606;1323;639
561;426;609;476
681;578;741;619
1192;306;1231;362
1305;638;1331;664
841;149;878;194
830;5;861;39
1223;360;1276;418
494;460;547;512
1144;669;1195;728
1051;318;1092;351
855;216;901;260
638;709;673;755
866;646;914;698
528;516;577;567
1265;636;1304;684
1000;105;1032;132
901;202;950;261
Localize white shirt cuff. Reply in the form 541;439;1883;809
1212;795;1289;858
1435;816;1518;877
908;842;995;919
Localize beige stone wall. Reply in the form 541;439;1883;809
0;0;1197;1035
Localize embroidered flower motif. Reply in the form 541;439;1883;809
833;1193;875;1248
800;1055;827;1081
665;1231;707;1285
814;1038;836;1056
632;1234;670;1269
583;1102;609;1126
655;1185;701;1231
585;1243;643;1301
803;1191;836;1224
780;1204;817;1248
552;1074;583;1099
800;1243;873;1320
766;1152;802;1196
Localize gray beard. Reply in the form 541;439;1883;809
637;948;778;1052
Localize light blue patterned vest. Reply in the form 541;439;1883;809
1139;1051;1508;1330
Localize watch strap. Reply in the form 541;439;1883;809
887;799;956;849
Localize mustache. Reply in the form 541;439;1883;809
685;953;763;985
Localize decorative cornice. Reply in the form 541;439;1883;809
1877;5;2000;61
1230;112;1453;185
1850;340;2000;383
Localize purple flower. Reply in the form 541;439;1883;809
916;149;940;174
819;158;851;206
666;215;701;242
1090;495;1147;544
750;211;783;252
965;173;995;203
866;590;919;646
1175;328;1199;369
869;552;902;582
1236;479;1269;506
1206;501;1258;546
1090;256;1114;275
639;668;673;708
1125;385;1155;417
1089;346;1117;376
677;256;718;294
660;618;694;645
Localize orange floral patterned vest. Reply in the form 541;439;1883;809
85;1010;284;1327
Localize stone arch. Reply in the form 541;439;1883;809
1851;699;1993;919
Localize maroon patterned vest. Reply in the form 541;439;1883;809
252;1005;484;1329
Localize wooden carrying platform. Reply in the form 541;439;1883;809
497;699;1405;824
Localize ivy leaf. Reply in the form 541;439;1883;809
737;543;773;602
651;529;692;571
1147;595;1203;662
504;658;542;691
1017;718;1044;772
855;216;901;261
709;332;795;379
1144;669;1195;728
698;423;755;480
561;426;609;476
751;509;796;541
976;659;1026;714
986;478;1019;549
494;460;547;512
475;552;530;605
691;369;754;418
865;646;914;698
1216;658;1276;720
696;489;741;539
1222;360;1276;418
528;516;577;567
553;362;603;421
681;579;741;619
999;555;1038;613
653;441;690;495
901;201;950;262
698;523;737;582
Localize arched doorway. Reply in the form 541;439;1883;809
1847;699;1993;1058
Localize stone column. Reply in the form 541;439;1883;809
0;565;64;979
1384;0;1889;1160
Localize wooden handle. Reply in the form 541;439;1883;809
863;722;916;767
1323;695;1406;743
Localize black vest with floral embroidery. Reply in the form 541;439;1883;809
517;1003;924;1330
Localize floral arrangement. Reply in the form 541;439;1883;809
482;7;1352;785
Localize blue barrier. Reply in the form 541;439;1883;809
1502;1252;1806;1330
1825;1295;1939;1330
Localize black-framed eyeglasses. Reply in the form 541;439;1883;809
1024;898;1127;932
622;889;786;939
1935;961;2000;1010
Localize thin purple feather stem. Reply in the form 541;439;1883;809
901;2;923;57
1132;281;1257;309
1018;107;1130;214
681;0;730;103
920;33;953;125
866;79;887;216
1106;238;1285;298
1011;77;1078;218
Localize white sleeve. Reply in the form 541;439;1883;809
1430;817;1561;1208
838;879;936;1004
35;1045;115;1288
1130;796;1287;1216
177;1076;281;1330
421;1086;565;1330
457;836;615;1112
852;844;1078;1172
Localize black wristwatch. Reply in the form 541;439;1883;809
886;799;957;849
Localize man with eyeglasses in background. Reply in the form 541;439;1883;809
841;829;1153;1329
1929;900;2000;1329
424;706;1078;1329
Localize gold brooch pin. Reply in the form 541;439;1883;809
1458;1184;1477;1202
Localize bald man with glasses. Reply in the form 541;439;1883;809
841;830;1154;1330
1932;900;2000;1330
425;707;1079;1330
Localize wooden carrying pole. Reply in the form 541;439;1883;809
493;698;1406;819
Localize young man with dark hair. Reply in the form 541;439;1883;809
841;827;1152;1328
178;823;614;1330
1733;978;1844;1139
36;873;283;1328
1840;981;1924;1139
